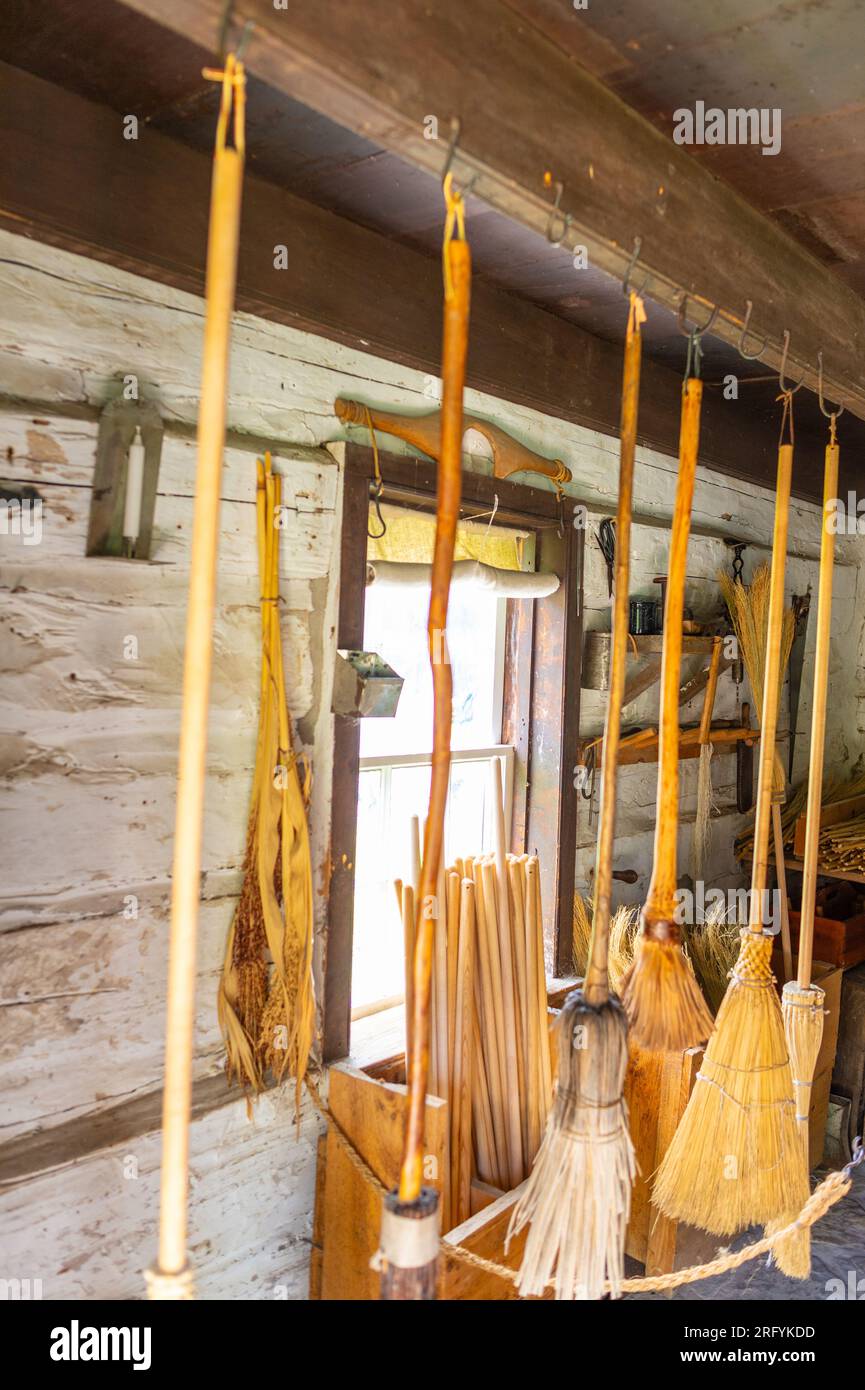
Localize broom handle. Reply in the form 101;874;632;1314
643;379;702;927
156;63;244;1282
399;236;470;1204
699;637;723;744
798;431;839;985
748;441;794;933
584;294;644;1006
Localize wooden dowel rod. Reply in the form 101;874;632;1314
472;857;510;1185
481;857;523;1186
452;879;475;1225
156;70;244;1285
402;884;416;1072
798;435;839;986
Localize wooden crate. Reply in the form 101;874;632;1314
314;1032;719;1298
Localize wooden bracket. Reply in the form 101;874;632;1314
334;398;571;488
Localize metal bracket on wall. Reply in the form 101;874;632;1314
86;397;164;560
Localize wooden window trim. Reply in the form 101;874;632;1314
323;442;583;1061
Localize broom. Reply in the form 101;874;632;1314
621;368;714;1052
377;174;470;1299
773;410;840;1278
508;292;644;1301
693;636;722;886
653;391;809;1240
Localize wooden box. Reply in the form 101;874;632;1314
787;911;865;970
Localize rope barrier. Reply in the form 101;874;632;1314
306;1076;862;1297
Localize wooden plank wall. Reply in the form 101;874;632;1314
1;226;864;1296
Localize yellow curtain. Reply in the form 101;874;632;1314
368;502;529;571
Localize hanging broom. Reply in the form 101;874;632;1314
653;391;809;1241
376;174;471;1299
693;636;722;885
621;361;714;1052
218;456;315;1115
773;405;841;1278
146;54;246;1301
508;292;644;1301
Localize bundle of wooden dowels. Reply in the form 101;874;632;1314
394;764;552;1229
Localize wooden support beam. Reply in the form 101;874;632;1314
0;60;828;498
114;0;865;422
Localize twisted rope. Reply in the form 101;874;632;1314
307;1077;862;1296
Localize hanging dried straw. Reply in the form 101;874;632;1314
719;564;794;798
218;456;315;1112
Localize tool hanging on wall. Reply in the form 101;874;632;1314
334;397;572;491
774;366;843;1279
145;52;246;1303
622;319;714;1053
653;353;808;1250
693;635;723;885
375;172;472;1301
596;517;615;598
217;456;315;1107
788;590;811;782
508;287;645;1302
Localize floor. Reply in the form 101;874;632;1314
629;1159;865;1301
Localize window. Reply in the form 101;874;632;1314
324;443;583;1061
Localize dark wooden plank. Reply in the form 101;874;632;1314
322;458;369;1062
115;0;865;420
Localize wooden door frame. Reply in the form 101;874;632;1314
323;441;584;1061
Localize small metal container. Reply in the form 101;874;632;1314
331;649;404;718
629;597;660;636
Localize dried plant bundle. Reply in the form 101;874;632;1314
719;564;794;797
218;456;315;1110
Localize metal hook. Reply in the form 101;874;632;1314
778;330;805;394
737;299;767;362
817;351;845;421
622;237;649;298
441;117;477;199
217;1;254;62
677;293;719;341
543;176;572;247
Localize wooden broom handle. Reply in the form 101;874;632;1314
797;432;839;984
584;294;644;1006
157;66;244;1280
334;398;571;487
748;441;794;933
643;379;702;926
399;237;471;1203
698;636;723;745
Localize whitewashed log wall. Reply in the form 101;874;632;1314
1;228;863;1298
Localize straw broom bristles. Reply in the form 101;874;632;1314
508;992;636;1300
719;564;794;799
652;929;808;1235
768;983;825;1278
693;743;716;884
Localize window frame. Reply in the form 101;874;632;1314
323;441;584;1061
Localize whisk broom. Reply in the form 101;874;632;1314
772;405;841;1278
507;291;644;1300
621;360;714;1052
653;390;808;1241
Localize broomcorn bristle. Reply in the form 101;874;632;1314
509;991;636;1300
653;931;808;1236
621;931;713;1052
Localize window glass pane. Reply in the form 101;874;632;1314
351;767;404;1010
359;583;501;757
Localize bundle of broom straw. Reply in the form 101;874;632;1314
218;455;315;1111
719;563;794;799
397;767;553;1229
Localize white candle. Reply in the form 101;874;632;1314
123;427;145;545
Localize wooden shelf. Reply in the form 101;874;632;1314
582;630;733;707
578;722;757;768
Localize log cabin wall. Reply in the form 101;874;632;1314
1;226;863;1296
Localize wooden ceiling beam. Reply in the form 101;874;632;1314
0;61;827;498
114;0;865;422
